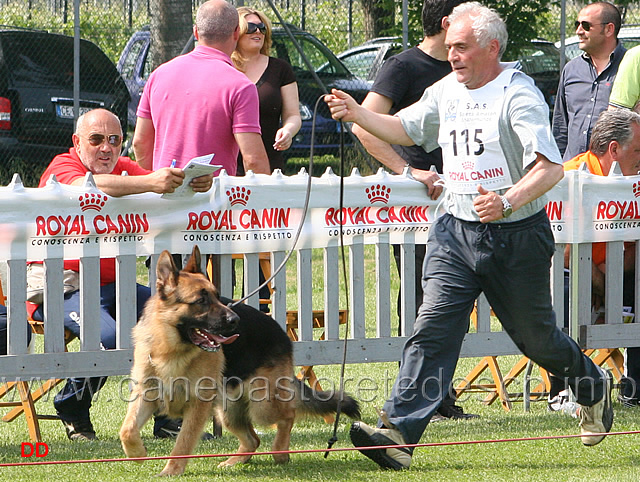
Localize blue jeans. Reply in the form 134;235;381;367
32;282;150;422
0;304;32;355
382;211;605;445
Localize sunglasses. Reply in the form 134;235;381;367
246;22;267;35
84;134;123;147
574;20;607;32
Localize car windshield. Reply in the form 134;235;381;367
340;49;379;80
516;43;559;75
272;33;350;76
4;33;116;91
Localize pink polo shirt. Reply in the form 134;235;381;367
137;45;261;175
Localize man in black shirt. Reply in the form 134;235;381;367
353;0;476;421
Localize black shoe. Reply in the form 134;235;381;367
349;421;411;470
153;417;217;440
432;404;479;421
60;417;97;441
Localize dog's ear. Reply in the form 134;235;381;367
156;250;179;295
183;245;202;274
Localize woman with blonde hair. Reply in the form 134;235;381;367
232;7;301;174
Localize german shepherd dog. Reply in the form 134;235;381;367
120;246;360;476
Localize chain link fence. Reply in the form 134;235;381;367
1;0;640;186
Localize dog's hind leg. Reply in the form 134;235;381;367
159;399;212;476
120;394;156;461
216;398;260;467
271;415;294;464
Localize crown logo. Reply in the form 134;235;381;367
78;193;108;212
366;184;391;204
461;160;475;170
226;186;251;206
634;182;640;198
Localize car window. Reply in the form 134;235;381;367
516;44;559;75
564;43;582;60
4;33;117;92
121;38;146;80
340;49;379;80
272;34;349;76
142;48;152;81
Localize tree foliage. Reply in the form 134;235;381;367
374;0;555;60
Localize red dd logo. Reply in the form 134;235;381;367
20;442;49;457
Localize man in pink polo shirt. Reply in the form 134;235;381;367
132;0;269;175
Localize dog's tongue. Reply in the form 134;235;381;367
212;333;239;345
191;329;239;350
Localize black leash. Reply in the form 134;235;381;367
248;0;354;452
325;120;351;457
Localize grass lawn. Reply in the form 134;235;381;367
2;212;640;480
1;359;640;481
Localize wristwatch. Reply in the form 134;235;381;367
500;195;513;218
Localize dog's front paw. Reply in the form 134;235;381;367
159;460;187;476
217;454;253;468
122;441;147;461
272;452;290;464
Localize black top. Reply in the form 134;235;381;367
371;46;451;172
237;56;296;174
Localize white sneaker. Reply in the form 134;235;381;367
578;369;614;446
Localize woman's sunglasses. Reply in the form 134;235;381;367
246;22;267;35
574;20;607;32
84;134;123;147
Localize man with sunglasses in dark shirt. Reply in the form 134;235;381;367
32;108;213;441
553;1;625;161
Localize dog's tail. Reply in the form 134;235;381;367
294;378;361;420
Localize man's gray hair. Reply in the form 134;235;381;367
590;109;640;156
195;0;238;45
448;1;508;58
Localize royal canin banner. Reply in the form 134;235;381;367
0;166;636;261
0;169;436;261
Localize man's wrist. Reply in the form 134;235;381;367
500;195;513;218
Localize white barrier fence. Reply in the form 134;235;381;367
1;165;640;381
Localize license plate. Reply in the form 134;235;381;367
55;104;92;119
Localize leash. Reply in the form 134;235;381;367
325;120;351;457
229;93;323;308
232;0;354;451
229;0;319;309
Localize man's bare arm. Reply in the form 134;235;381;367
69;168;188;197
354;93;408;172
474;154;564;223
325;89;413;146
132;117;155;170
236;132;270;174
354;92;442;200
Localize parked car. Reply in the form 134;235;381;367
506;39;560;114
558;25;640;60
337;37;559;115
0;27;130;178
336;37;401;85
117;25;370;158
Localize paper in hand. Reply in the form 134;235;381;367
162;153;220;199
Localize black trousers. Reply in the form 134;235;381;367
382;211;605;444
